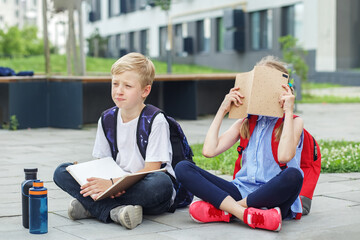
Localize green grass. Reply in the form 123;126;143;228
299;82;360;103
0;54;230;75
191;140;360;175
299;94;360;103
302;82;342;89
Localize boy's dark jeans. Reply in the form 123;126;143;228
53;162;173;223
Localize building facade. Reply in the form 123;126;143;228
82;0;360;79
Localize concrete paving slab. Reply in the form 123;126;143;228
314;179;360;195
144;208;206;230
0;103;360;239
326;190;360;204
55;218;176;240
2;227;84;240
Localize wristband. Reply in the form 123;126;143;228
110;178;114;185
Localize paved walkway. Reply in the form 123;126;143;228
1;103;360;239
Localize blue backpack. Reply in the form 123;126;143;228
101;104;195;211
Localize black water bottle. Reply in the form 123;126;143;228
21;168;38;228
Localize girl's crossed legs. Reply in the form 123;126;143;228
175;161;303;230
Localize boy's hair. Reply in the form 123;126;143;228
240;55;290;141
111;52;155;88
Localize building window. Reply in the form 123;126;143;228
89;0;101;22
118;34;127;56
174;24;183;56
140;29;148;55
196;18;211;53
282;3;304;43
250;10;273;50
108;35;117;58
216;17;225;52
159;26;167;57
109;0;121;17
129;32;135;52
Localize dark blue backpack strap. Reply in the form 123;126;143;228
136;104;162;160
101;106;119;160
137;104;194;212
166;115;193;162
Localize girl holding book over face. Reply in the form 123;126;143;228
175;56;304;231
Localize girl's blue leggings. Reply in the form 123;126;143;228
175;161;303;219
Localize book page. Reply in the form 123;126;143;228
247;66;289;117
228;70;254;119
66;157;127;186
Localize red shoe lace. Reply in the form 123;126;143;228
251;212;264;226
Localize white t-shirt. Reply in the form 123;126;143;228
92;109;175;179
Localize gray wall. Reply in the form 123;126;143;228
336;0;360;69
171;8;315;74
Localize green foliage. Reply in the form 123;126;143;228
86;28;109;58
2;115;19;130
0;25;47;58
22;26;45;56
0;26;25;57
155;0;171;11
279;35;308;82
191;140;360;175
9;115;19;130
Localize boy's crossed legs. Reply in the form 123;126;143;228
53;162;173;229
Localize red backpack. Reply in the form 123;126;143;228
233;115;321;219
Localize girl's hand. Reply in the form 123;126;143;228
219;87;244;114
279;84;295;114
80;177;112;200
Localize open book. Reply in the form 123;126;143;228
229;66;289;119
66;157;166;201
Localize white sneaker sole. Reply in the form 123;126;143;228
274;207;282;232
117;205;143;229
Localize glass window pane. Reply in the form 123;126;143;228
251;12;260;50
267;9;273;49
217;17;224;52
294;3;304;43
204;18;211;53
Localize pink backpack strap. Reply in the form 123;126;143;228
233;115;258;179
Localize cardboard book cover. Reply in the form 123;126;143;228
229;66;289;119
66;157;166;201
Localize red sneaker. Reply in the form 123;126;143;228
243;207;282;231
189;201;232;223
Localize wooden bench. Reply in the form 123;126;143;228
0;74;236;129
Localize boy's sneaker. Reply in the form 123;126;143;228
243;207;282;231
68;199;92;220
189;200;232;223
110;205;143;230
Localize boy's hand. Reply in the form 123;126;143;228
220;87;244;114
110;190;126;199
80;177;112;200
279;84;295;113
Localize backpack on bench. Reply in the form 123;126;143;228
233;115;321;219
101;104;195;211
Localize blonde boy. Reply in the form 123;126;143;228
53;53;174;229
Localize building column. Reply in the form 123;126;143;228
316;0;336;71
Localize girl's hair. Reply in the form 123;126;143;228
111;52;155;88
239;55;291;141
